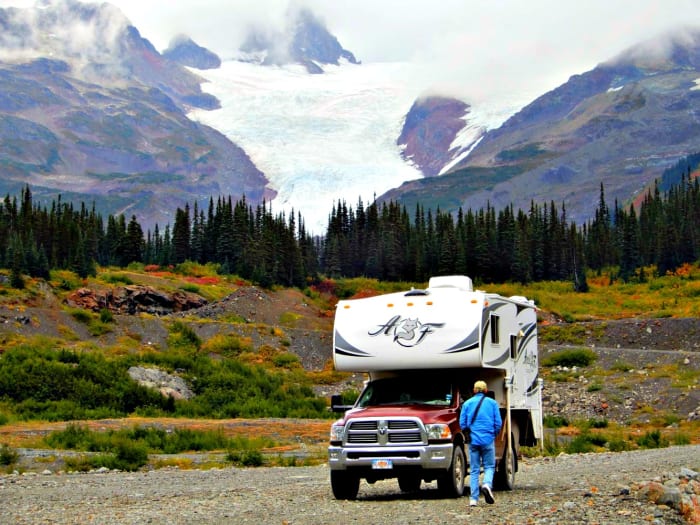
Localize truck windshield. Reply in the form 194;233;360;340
356;377;453;407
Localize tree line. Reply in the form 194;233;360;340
1;157;698;288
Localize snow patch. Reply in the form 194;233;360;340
692;78;700;90
189;60;524;234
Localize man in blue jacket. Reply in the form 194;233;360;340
459;380;502;507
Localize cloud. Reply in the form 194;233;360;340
2;0;700;104
0;0;131;67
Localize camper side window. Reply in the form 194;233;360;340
490;314;500;344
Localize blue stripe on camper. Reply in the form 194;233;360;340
484;348;510;367
443;325;480;353
334;332;372;357
525;376;540;396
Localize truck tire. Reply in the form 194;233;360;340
437;445;465;497
398;475;421;493
494;440;516;491
330;470;360;500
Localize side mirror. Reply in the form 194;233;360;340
330;394;354;413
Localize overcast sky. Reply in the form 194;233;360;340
3;0;700;103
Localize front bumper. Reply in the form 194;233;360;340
328;443;454;471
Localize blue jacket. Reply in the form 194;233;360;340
459;392;502;446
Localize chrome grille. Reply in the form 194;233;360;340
345;419;424;445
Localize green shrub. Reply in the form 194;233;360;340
46;424;93;449
671;433;691;446
611;361;634;372
0;342;332;422
542;348;597;368
636;430;669;449
543;415;569;428
202;334;251;357
0;412;8;426
64;455;97;472
272;353;301;369
168;321;202;351
565;433;598;454
99;309;114;324
87;319;112;336
588;418;609;429
69;308;93;324
340;389;360;406
0;444;18;466
607;437;633;452
112;438;149;471
227;449;264;467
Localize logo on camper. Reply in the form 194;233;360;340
368;315;444;347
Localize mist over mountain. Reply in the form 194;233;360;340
0;1;270;230
2;1;700;236
382;27;700;224
238;7;359;74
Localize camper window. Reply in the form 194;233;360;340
490;314;500;344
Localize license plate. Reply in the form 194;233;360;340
371;459;393;469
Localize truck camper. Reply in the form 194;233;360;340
328;276;543;500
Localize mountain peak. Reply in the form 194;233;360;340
163;35;222;70
239;7;359;74
606;26;700;71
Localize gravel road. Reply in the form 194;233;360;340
2;445;698;524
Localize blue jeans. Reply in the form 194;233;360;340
468;442;496;500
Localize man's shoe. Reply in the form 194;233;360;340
481;485;495;504
469;499;478;507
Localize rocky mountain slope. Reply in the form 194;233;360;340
3;1;700;234
384;28;700;224
0;1;271;230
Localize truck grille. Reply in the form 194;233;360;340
346;419;423;445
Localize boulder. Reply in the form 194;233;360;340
66;285;207;315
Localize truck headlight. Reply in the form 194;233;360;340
426;424;451;441
330;423;345;442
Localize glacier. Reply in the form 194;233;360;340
189;60;522;234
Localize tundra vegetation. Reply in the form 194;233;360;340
0;156;698;470
0;260;697;471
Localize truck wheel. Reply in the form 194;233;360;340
494;441;516;491
437;445;465;497
398;475;421;493
330;470;360;500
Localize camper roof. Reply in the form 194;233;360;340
427;275;473;291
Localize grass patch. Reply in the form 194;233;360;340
46;424;279;471
102;273;134;285
179;284;201;294
279;312;301;326
542;348;597;368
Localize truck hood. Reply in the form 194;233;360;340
342;405;457;425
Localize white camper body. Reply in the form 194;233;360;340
333;276;542;417
328;276;543;499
